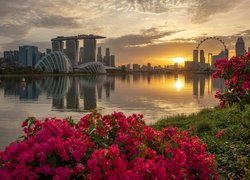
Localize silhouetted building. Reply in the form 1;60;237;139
110;55;115;67
235;37;246;56
19;46;39;67
105;48;110;66
200;50;205;64
133;64;140;71
212;50;228;68
64;40;79;66
52;41;64;51
193;50;198;63
185;61;195;70
97;47;102;63
3;50;19;65
83;39;96;63
79;47;84;64
126;64;131;71
46;49;52;54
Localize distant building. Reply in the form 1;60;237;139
212;50;227;69
79;47;84;64
3;50;19;65
38;52;46;59
235;37;246;56
193;50;198;64
64;40;79;66
110;55;115;67
46;49;52;54
97;47;102;63
83;39;96;63
126;64;131;71
174;63;178;69
105;48;110;66
52;41;64;51
18;46;39;67
200;50;205;64
133;64;140;71
185;61;195;70
147;63;153;71
78;47;84;64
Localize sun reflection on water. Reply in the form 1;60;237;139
175;78;184;91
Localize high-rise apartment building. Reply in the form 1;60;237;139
193;50;198;63
200;50;205;64
83;39;96;63
105;48;110;66
235;37;246;56
18;46;39;67
110;55;115;67
3;50;19;66
97;47;102;63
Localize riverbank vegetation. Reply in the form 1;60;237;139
152;106;250;179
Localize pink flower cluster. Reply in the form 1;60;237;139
213;53;250;108
0;112;218;179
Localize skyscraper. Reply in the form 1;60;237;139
105;48;110;66
79;47;84;64
83;39;96;63
110;55;115;67
46;49;52;54
97;47;102;63
18;46;39;67
200;50;205;64
52;41;64;52
64;40;79;66
193;50;198;63
235;37;246;56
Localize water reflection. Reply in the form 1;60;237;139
0;74;226;117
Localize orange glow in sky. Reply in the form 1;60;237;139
172;57;185;64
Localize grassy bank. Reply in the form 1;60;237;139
152;106;250;179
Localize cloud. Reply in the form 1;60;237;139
190;0;245;23
115;0;245;23
101;27;184;48
115;0;185;13
0;0;96;39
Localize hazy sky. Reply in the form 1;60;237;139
0;0;250;65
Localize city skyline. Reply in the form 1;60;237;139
0;0;250;65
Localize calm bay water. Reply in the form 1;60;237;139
0;74;225;149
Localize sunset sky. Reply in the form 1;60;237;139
0;0;250;66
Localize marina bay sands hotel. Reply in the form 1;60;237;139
51;34;106;66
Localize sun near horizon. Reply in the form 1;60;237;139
172;57;186;64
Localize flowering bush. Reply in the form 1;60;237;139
0;112;218;179
213;53;250;109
